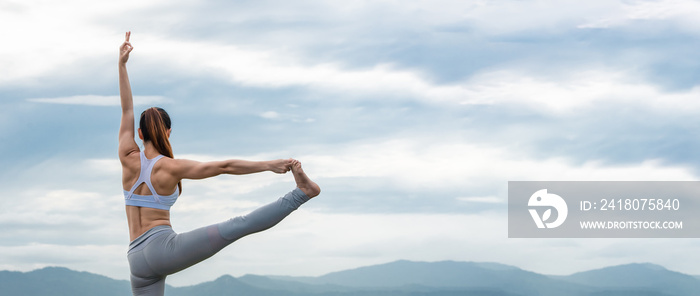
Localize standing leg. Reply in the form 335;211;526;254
130;274;166;296
128;234;169;296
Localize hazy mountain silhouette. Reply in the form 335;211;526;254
270;260;588;296
0;267;131;296
561;263;699;296
2;260;698;296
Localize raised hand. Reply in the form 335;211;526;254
119;31;133;65
269;158;294;174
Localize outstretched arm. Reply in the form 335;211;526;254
118;31;139;161
171;158;294;180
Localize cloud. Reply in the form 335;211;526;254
27;95;168;106
458;69;700;114
127;32;700;116
302;138;697;191
260;111;280;119
0;0;171;86
457;196;504;204
579;0;700;29
128;34;470;103
0;243;127;276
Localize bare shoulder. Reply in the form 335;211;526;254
149;156;181;191
155;156;190;176
159;156;186;168
164;157;200;168
119;149;141;170
120;149;141;191
118;135;140;162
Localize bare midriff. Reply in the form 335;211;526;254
126;206;171;241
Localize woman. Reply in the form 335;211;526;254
118;32;320;296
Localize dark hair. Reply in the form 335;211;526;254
140;107;182;194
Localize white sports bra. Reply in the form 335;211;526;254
123;151;179;210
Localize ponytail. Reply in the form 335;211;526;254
140;107;182;194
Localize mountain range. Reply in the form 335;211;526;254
1;260;697;296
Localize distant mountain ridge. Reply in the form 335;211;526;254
2;260;698;296
268;260;580;296
561;263;700;296
0;267;131;296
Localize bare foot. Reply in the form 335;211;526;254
291;159;320;198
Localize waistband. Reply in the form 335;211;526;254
128;225;173;253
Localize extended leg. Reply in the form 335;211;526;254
215;188;310;242
138;188;312;277
216;159;319;243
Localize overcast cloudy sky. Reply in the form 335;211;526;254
2;0;700;287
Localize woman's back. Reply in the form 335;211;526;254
121;148;178;240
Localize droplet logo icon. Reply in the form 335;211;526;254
528;189;568;229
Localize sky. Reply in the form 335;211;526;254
2;0;700;287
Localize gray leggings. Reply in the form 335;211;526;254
127;188;310;296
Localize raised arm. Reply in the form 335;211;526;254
118;31;139;161
171;158;294;180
